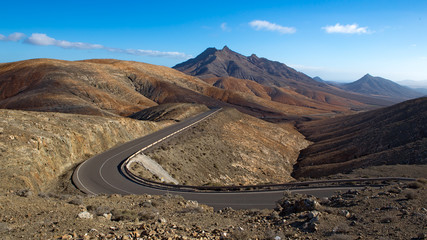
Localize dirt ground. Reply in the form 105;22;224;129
1;176;425;239
131;108;309;186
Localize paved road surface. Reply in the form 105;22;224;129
72;109;407;210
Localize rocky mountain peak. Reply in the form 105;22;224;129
221;45;231;51
173;46;316;87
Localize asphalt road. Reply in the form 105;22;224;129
72;109;408;210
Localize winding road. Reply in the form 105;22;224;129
73;109;414;210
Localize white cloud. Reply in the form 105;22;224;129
249;20;296;34
25;33;104;49
16;33;190;59
322;23;369;34
0;32;26;42
221;22;231;32
121;49;191;59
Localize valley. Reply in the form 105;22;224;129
0;47;426;239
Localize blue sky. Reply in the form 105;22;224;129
1;0;427;83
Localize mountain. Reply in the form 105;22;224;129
313;76;347;87
0;58;240;117
0;59;157;116
397;80;427;89
174;46;396;109
341;74;424;101
174;46;319;87
312;76;325;83
0;58;342;119
414;88;427;95
293;97;427;178
396;80;427;95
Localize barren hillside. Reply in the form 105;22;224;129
293;97;427;178
0;58;337;120
129;103;209;122
131;108;310;185
0;109;170;193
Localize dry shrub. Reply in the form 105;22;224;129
416;178;427;185
229;228;252;240
329;234;357;240
95;206;112;216
177;207;204;214
68;198;83;205
404;190;417;200
331;224;350;234
111;209;157;222
407;181;424;189
111;209;139;221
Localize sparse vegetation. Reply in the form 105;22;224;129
295;98;427;179
0;57;426;239
404;190;418;200
407;181;424;189
133;108;310;186
2;182;425;239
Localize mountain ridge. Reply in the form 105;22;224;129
0;58;337;120
174;46;397;108
174;46;320;87
293;97;427;178
341;74;424;101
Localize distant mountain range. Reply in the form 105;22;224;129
174;46;397;110
1;47;424;121
397;80;427;95
312;76;345;86
341;74;424;101
314;74;425;101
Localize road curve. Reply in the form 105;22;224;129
72;108;220;195
73;109;414;210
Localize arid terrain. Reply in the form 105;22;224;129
0;58;346;121
129;103;210;122
1;177;425;239
0;109;171;193
0;54;426;239
174;46;397;108
130;107;310;186
293;97;427;179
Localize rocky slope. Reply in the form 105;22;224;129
129;103;209;122
132;108;310;185
293;97;427;178
0;109;170;193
